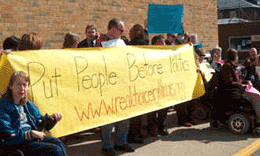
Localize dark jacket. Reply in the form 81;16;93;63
78;38;96;48
218;62;246;99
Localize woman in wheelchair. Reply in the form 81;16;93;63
0;71;67;156
216;49;260;128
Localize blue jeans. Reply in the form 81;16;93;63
20;135;67;156
101;119;129;149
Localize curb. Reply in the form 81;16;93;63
232;138;260;156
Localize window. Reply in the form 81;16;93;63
229;36;252;52
230;11;237;18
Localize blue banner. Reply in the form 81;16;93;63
148;4;184;34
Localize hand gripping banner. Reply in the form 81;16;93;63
0;44;205;137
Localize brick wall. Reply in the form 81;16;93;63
0;0;218;52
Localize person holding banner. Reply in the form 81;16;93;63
146;35;169;136
165;33;180;45
18;32;43;51
151;35;166;46
0;36;20;60
3;36;20;51
127;24;149;144
96;18;135;156
0;71;67;156
78;25;99;48
181;33;190;44
62;32;80;48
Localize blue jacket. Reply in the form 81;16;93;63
0;95;47;145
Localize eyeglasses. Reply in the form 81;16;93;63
116;27;124;33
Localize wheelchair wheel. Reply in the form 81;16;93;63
228;114;250;135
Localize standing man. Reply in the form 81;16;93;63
78;25;98;48
96;18;135;156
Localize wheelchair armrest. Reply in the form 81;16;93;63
37;114;57;131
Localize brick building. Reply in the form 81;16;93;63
218;0;260;61
0;0;218;51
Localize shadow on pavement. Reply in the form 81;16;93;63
64;130;160;156
162;127;258;143
65;111;258;155
164;110;258;143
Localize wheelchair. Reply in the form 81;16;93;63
175;69;258;135
210;97;257;135
206;69;257;135
0;114;57;156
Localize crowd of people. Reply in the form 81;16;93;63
1;17;260;156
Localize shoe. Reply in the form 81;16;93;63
127;137;144;144
158;128;169;136
101;148;116;156
114;144;135;152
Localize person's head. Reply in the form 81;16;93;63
249;48;258;58
5;71;30;105
166;33;177;43
3;36;20;51
195;49;205;64
151;35;165;45
181;34;190;44
129;24;145;41
18;32;42;51
107;18;124;38
190;33;198;43
211;47;222;61
62;32;80;49
85;25;98;41
226;48;238;63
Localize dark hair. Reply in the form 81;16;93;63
85;25;97;34
3;36;20;50
62;33;79;49
182;33;190;43
167;33;176;38
4;71;30;104
195;48;205;56
108;18;121;30
151;35;164;45
129;24;145;41
18;32;42;51
226;48;238;62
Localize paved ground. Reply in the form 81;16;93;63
64;111;260;156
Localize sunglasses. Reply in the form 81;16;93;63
116;27;124;33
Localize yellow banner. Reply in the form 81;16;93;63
0;44;205;137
